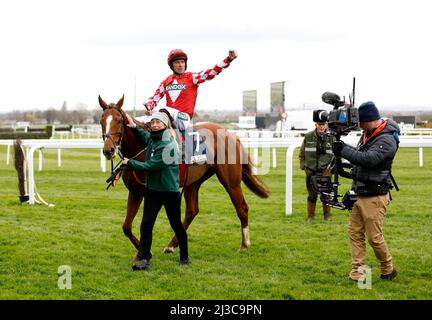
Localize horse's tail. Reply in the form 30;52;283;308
241;153;271;199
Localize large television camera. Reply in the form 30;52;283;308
311;77;359;210
313;93;359;136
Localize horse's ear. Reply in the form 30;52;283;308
117;95;125;108
99;95;108;110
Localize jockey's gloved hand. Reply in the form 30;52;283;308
143;103;153;116
228;49;238;61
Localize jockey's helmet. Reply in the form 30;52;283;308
167;49;188;71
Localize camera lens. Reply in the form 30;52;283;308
318;111;328;122
313;110;328;123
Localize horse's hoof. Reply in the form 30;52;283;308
239;245;249;251
163;247;174;254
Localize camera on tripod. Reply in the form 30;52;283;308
311;77;360;210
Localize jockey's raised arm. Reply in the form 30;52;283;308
192;50;237;86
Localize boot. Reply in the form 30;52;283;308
323;204;331;221
307;201;316;223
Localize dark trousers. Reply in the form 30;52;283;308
306;174;319;202
140;189;188;260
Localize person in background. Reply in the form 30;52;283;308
299;112;335;222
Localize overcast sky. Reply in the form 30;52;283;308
1;0;431;114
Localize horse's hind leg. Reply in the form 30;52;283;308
224;184;250;250
214;163;250;250
164;185;200;253
123;191;143;260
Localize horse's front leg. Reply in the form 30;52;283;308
122;191;143;261
164;186;200;253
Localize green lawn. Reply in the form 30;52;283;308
0;145;431;299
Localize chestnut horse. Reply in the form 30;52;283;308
99;95;270;258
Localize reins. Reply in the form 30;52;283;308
104;106;147;189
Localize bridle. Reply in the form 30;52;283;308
102;130;124;150
102;105;148;188
102;106;126;159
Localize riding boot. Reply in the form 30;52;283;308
307;201;316;223
323;204;331;221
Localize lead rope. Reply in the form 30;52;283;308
107;146;147;189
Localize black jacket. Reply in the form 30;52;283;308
341;119;400;195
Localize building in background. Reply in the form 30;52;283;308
392;115;416;130
242;90;257;116
240;90;258;129
240;81;318;130
270;81;285;114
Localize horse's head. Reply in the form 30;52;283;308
99;95;125;160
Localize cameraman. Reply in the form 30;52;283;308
332;101;400;281
299;113;335;222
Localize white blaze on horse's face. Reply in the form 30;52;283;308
105;115;113;136
103;114;118;160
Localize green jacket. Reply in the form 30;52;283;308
127;126;180;193
299;129;334;172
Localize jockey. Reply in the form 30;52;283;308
140;49;238;164
143;48;238;135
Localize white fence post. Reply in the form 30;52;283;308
58;149;61;167
38;149;43;171
252;148;258;175
419;147;424;167
100;149;106;172
285;142;301;216
6;143;11;165
28;145;41;205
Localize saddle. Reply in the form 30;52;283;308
183;127;208;165
178;128;208;187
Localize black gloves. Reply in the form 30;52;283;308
332;141;345;158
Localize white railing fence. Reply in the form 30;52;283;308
1;132;431;208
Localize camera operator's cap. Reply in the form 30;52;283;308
358;101;380;122
151;111;169;127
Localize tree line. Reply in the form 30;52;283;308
0;106;241;125
0;106;102;125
